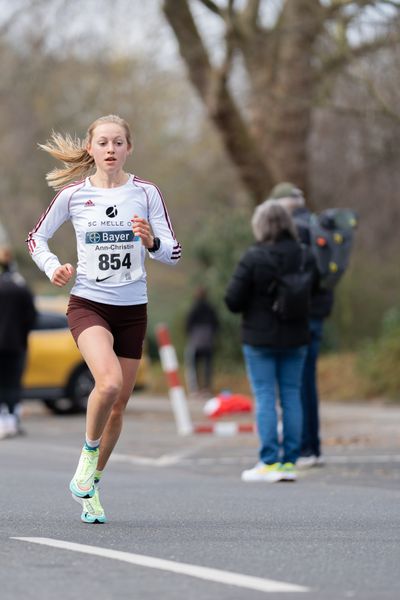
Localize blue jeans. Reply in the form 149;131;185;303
301;318;324;457
243;344;306;464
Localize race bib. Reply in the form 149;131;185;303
85;229;143;284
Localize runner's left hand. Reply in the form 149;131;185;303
132;215;154;249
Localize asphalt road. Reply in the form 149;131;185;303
1;395;399;600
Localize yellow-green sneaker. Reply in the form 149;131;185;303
241;462;283;482
278;462;297;482
69;447;99;498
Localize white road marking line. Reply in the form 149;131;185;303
110;452;191;467
12;537;309;594
110;444;214;467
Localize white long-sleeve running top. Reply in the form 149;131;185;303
27;174;182;305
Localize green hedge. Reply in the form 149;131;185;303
358;307;400;399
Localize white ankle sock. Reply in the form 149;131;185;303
85;435;101;449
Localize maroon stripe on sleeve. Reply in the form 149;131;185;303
27;239;36;254
133;177;176;240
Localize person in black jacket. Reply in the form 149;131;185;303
185;286;219;396
225;200;316;482
0;245;36;439
270;182;334;467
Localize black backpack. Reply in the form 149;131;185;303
268;246;313;321
294;208;357;290
309;209;357;290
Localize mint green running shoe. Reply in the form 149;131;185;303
69;447;99;498
80;488;107;524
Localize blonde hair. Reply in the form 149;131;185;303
39;115;132;190
251;199;298;243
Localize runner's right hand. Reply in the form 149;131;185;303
51;263;74;287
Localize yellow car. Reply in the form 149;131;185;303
22;296;149;414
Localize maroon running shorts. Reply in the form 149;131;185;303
67;294;147;359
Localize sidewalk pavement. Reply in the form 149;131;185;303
20;392;400;454
125;393;400;447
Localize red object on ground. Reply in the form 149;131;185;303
203;392;253;419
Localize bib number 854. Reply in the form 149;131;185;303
98;253;132;271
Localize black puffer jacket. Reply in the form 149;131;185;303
224;236;316;348
0;268;36;352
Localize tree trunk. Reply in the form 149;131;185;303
267;0;322;192
231;0;323;196
163;0;273;204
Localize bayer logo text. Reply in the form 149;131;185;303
88;232;101;244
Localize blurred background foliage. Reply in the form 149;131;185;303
359;307;400;400
1;0;400;397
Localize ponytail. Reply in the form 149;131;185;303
39;132;95;190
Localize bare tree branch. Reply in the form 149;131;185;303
164;0;213;98
321;34;400;77
322;99;400;123
197;0;224;17
243;0;262;29
324;0;400;18
355;73;400;121
0;0;47;35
